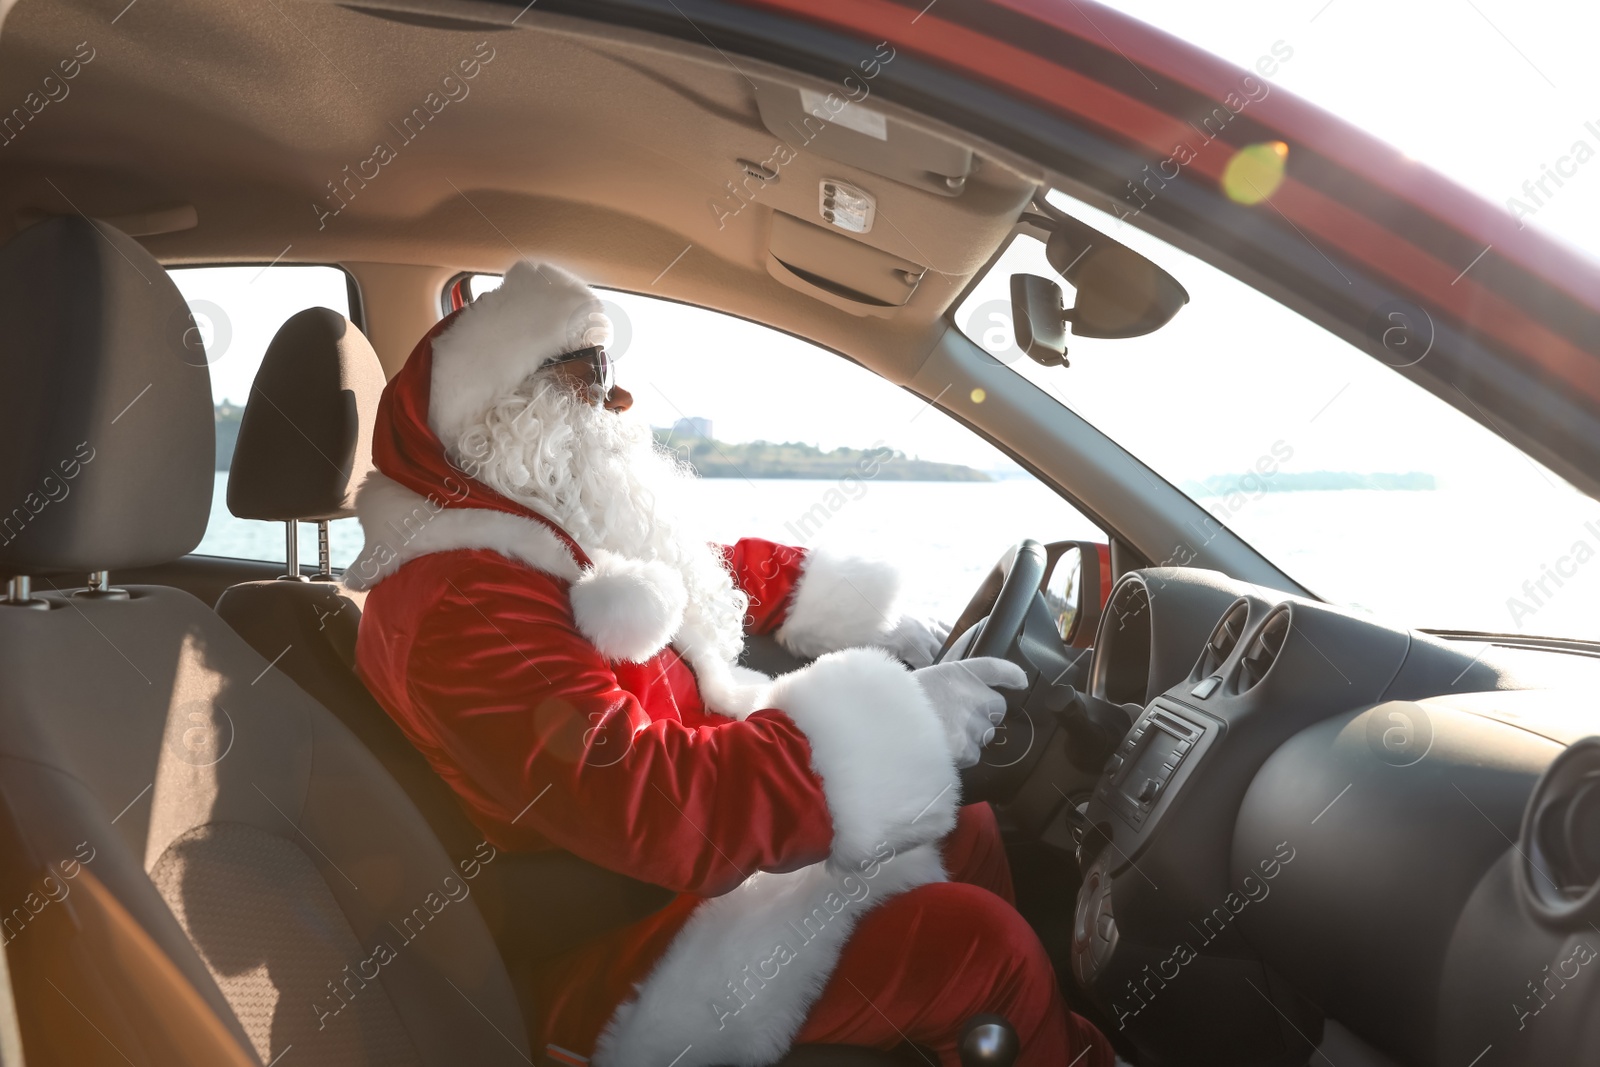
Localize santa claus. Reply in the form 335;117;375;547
346;261;1115;1067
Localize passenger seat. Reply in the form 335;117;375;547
0;217;530;1065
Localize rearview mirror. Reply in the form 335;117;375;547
1009;274;1069;366
1046;224;1189;339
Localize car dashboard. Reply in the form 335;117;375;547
1066;567;1600;1067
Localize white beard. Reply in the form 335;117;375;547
447;376;749;667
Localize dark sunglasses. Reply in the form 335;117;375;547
544;345;615;403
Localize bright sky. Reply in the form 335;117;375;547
173;265;350;408
1100;0;1600;260
623;0;1600;472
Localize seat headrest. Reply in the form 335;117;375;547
227;308;385;523
0;217;213;578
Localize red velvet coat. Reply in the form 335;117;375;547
356;536;832;880
346;304;964;1066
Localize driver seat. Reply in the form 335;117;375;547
0;217;954;1067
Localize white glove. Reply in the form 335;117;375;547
912;657;1029;768
882;615;952;668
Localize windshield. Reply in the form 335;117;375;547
956;191;1600;641
1096;0;1599;264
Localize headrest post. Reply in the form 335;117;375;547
282;519;307;582
315;521;333;581
3;576;48;610
73;570;130;601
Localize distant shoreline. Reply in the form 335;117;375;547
211;405;1442;492
1183;471;1438;495
655;434;991;482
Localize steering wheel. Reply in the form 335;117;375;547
964;540;1049;660
939;540;1048;665
945;539;1128;804
942;541;1051;804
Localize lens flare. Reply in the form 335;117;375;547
1222;141;1289;205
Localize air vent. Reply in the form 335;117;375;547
1518;736;1600;928
1195;600;1250;679
1234;608;1290;693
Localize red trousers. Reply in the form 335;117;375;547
792;804;1113;1066
532;805;1113;1066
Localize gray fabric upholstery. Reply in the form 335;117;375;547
0;586;532;1066
214;580;487;860
227;308;385;522
151;823;421;1067
0;217;212;576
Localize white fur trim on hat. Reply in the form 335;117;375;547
428;260;613;447
774;548;901;659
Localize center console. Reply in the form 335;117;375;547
1064;574;1416;1065
1097;702;1211;834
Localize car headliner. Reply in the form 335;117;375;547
1;0;1596;500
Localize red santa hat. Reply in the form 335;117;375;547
427;260;613;447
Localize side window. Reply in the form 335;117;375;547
167;265;360;567
451;275;1103;621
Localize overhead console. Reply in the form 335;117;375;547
743;76;1033;315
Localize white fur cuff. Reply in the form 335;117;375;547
774;549;900;659
764;648;960;867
